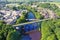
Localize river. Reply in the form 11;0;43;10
21;12;40;40
24;12;38;32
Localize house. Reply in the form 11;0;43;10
31;5;37;8
0;10;23;24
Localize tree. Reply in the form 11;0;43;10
0;20;5;30
47;34;56;40
13;6;18;10
16;15;26;24
0;31;5;40
6;31;21;40
0;20;14;40
41;20;57;40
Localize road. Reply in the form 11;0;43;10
13;18;51;26
26;19;39;21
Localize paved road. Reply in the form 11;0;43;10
26;19;39;21
13;18;51;26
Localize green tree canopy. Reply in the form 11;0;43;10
6;31;21;40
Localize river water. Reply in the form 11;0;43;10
24;12;38;32
21;12;40;40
